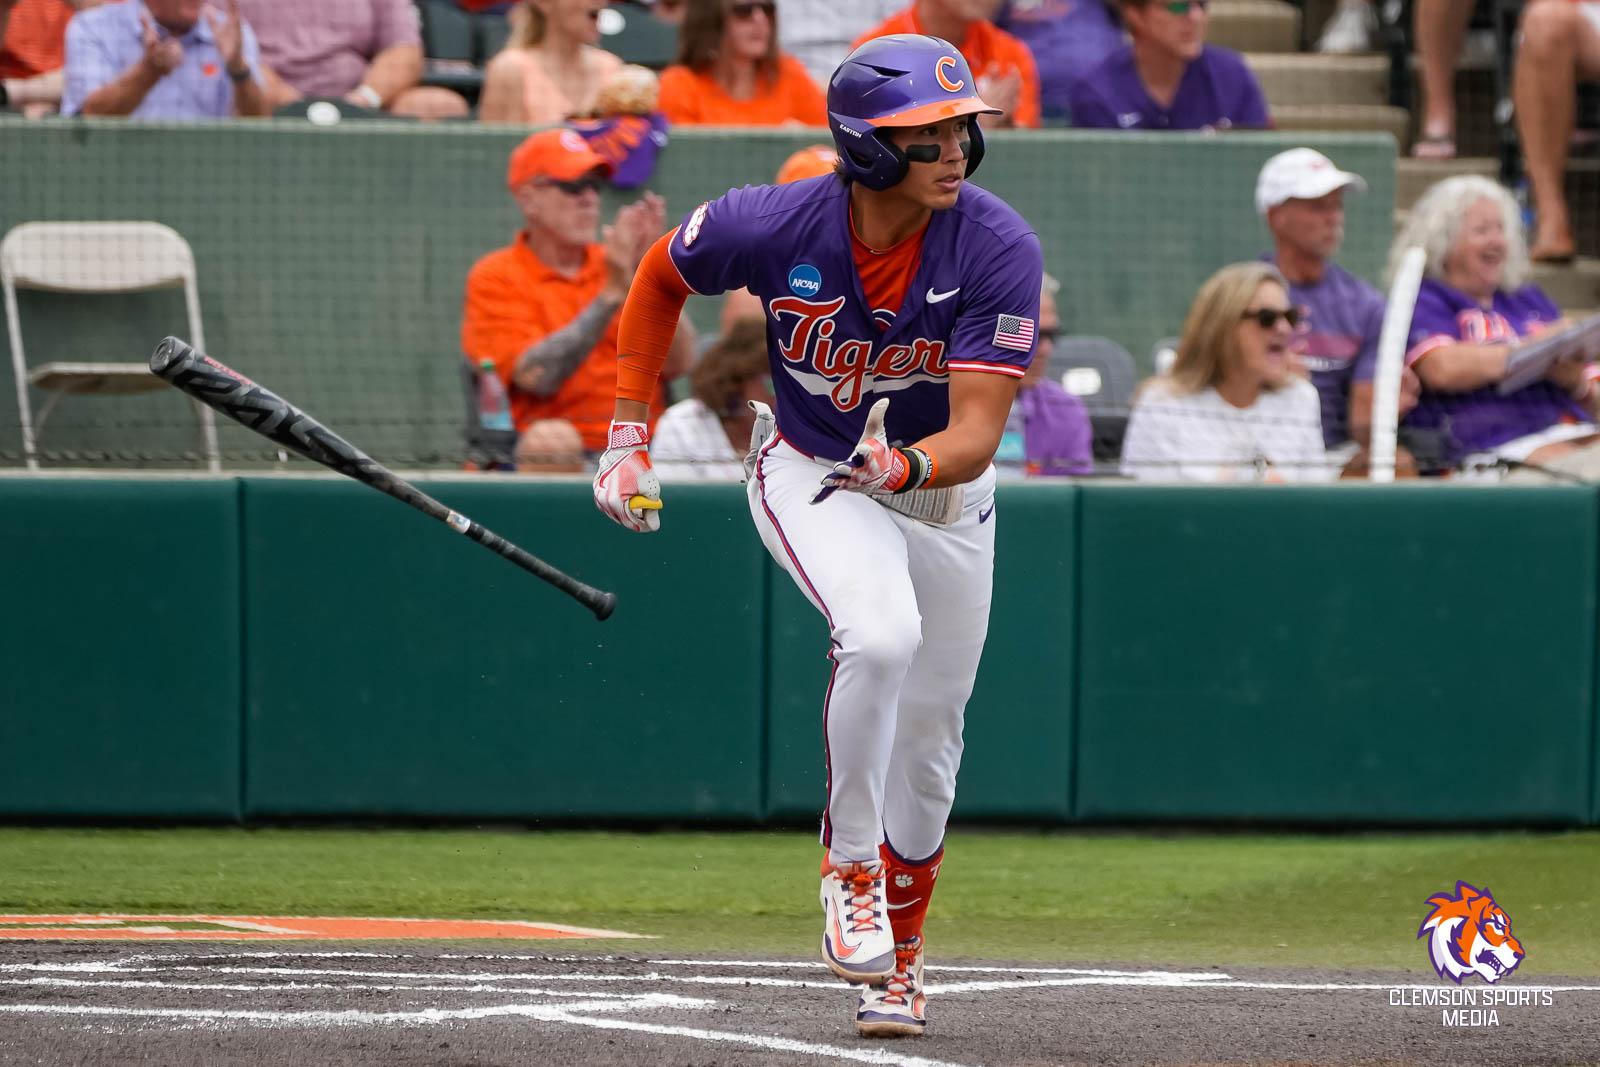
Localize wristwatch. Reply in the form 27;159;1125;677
351;84;382;109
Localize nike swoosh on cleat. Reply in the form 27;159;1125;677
829;913;860;958
925;287;959;304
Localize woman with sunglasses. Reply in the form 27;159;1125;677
594;35;1042;1038
1064;0;1269;130
656;0;827;125
478;0;623;124
1121;262;1331;481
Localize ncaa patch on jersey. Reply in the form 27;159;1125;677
788;263;822;297
993;314;1036;352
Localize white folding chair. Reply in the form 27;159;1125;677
2;221;221;471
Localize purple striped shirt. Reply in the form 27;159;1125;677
62;1;261;119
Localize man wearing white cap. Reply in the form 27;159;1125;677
1256;147;1416;471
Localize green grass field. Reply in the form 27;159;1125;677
2;828;1596;976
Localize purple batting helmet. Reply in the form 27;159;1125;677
827;34;1002;191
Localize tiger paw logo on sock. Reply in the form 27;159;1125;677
1418;882;1525;984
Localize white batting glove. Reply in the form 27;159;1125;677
593;421;662;533
811;398;911;503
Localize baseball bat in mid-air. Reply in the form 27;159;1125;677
149;337;616;621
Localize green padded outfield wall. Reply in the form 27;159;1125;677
239;478;767;819
1074;485;1597;824
0;477;242;818
766;484;1078;824
0;121;1392;468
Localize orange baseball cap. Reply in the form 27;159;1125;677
776;145;839;185
507;129;616;190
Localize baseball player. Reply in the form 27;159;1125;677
593;33;1042;1038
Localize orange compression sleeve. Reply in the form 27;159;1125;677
616;229;694;405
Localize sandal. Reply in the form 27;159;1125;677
1411;134;1457;159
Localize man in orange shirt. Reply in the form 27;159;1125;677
461;128;693;469
0;0;96;116
853;0;1040;127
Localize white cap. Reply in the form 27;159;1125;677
1254;148;1368;215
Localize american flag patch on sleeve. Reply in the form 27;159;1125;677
992;314;1036;352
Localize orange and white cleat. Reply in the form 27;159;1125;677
856;935;926;1037
819;858;895;983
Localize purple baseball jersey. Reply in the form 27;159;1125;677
1065;44;1270;130
996;0;1125;122
1261;256;1386;447
668;176;1044;462
1404;277;1587;464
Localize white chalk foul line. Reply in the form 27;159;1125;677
0;998;976;1067
0;995;712;1025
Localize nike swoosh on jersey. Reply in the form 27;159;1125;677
926;287;960;304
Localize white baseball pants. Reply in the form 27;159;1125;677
748;435;997;864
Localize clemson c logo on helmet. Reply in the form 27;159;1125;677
935;56;963;93
1418;881;1525;985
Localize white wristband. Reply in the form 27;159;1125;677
351;84;382;109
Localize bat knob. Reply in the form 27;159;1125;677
149;336;190;377
593;591;617;621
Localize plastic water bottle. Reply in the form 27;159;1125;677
477;359;514;433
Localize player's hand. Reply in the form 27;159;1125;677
139;7;184;77
593;421;662;532
811;398;909;503
205;0;245;74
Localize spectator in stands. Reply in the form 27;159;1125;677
239;0;467;120
653;318;777;480
854;0;1040;128
61;0;268;117
478;0;624;124
1512;0;1600;262
1411;0;1472;157
461;129;695;461
995;0;1123;124
1121;262;1330;481
1065;0;1269;131
780;0;900;87
657;0;826;126
998;272;1093;476
1256;148;1419;471
1;0;98;116
1392;175;1600;477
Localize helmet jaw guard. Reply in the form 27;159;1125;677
826;34;999;191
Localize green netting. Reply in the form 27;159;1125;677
0;118;1394;469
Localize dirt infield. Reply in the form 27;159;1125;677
1;943;1596;1066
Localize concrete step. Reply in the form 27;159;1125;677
1529;259;1600;309
1208;0;1301;53
1246;53;1390;108
1396;156;1499;210
1272;103;1410;149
